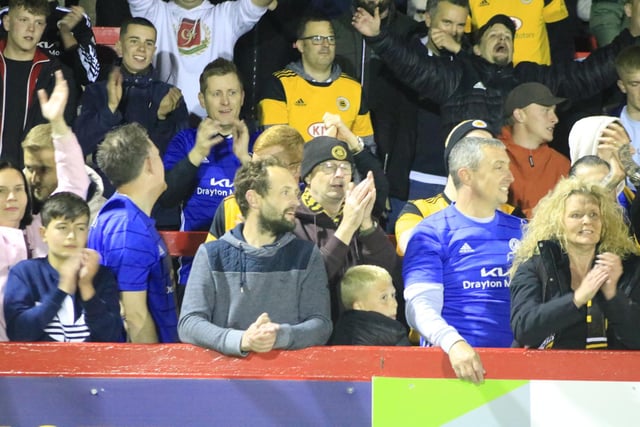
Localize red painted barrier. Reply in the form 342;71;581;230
159;231;208;257
94;26;119;47
1;344;639;382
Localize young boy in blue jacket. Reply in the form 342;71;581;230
4;192;122;342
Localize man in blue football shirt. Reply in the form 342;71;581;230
160;58;258;292
88;123;178;343
403;136;524;383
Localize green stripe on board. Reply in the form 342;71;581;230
372;377;529;427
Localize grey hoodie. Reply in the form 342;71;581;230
178;224;332;356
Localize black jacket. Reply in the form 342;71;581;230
331;310;410;346
510;240;640;349
365;27;637;138
0;41;78;168
0;3;100;86
333;6;424;200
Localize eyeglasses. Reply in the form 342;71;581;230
299;35;336;45
319;162;352;175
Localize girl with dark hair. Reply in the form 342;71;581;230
0;161;34;341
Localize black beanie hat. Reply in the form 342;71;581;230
301;136;354;181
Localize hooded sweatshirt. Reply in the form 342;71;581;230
178;224;332;356
568;115;620;163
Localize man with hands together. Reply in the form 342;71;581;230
4;192;122;342
322;112;388;216
75;17;188;171
294;133;395;322
179;158;332;356
241;312;279;353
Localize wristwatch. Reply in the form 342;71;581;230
353;136;365;154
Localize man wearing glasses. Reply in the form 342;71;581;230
258;15;376;155
294;135;396;323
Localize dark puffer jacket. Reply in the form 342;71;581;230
365;27;637;137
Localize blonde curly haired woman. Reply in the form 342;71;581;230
509;178;640;349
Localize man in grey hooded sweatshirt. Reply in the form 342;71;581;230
178;157;332;356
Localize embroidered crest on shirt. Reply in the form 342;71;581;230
336;96;350;111
177;18;211;55
507;237;520;261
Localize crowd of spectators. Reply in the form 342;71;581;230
2;0;640;384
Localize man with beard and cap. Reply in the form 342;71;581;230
179;157;332;357
332;0;423;223
499;82;570;218
294;135;396;322
468;0;569;65
351;6;640;144
403;135;524;384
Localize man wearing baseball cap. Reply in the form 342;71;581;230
500;82;571;218
294;135;396;322
469;1;569;65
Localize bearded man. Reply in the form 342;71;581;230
178;157;332;356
